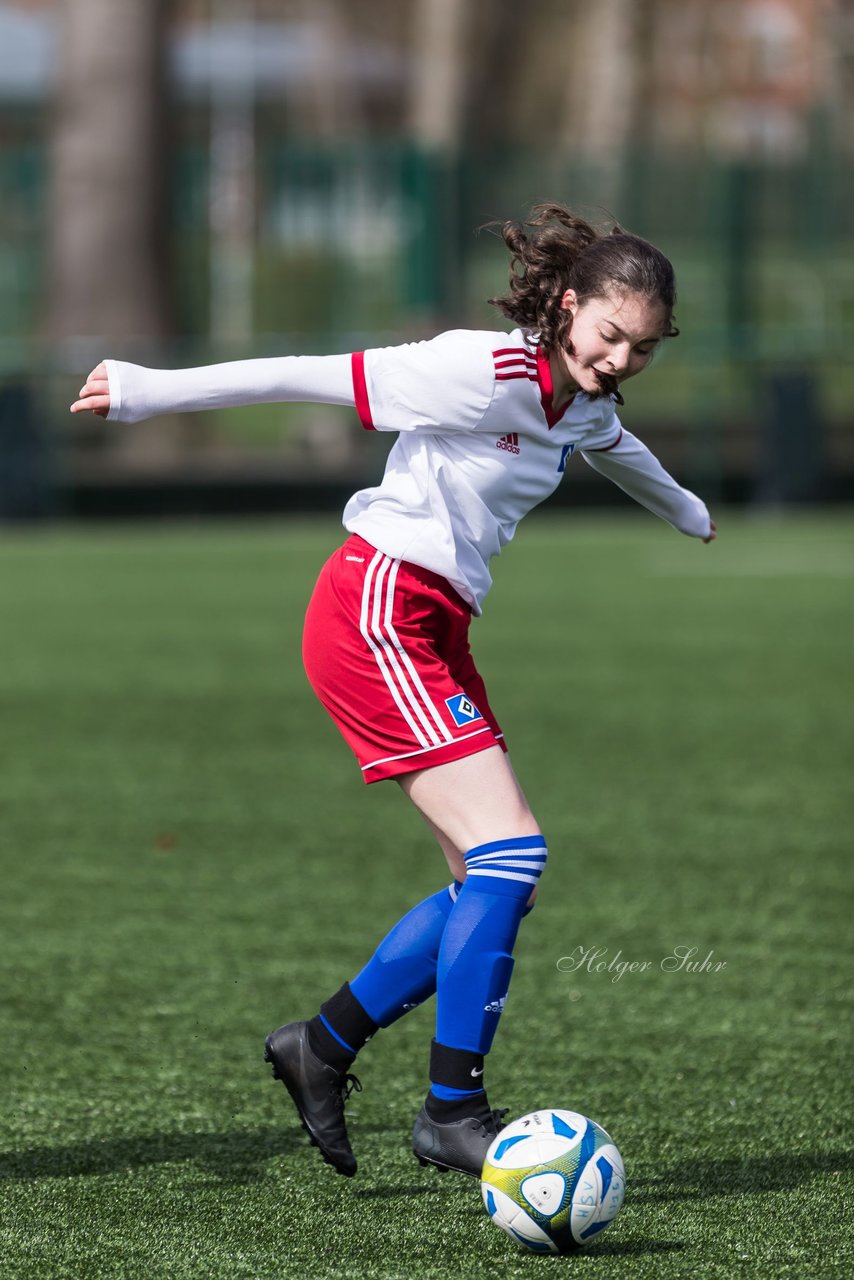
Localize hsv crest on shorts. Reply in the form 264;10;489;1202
446;693;484;727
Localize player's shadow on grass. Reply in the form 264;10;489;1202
0;1129;305;1185
632;1150;853;1201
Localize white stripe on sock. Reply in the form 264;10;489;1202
466;868;542;885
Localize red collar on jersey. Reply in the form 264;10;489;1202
536;347;576;428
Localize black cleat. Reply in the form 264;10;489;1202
264;1021;361;1177
412;1104;508;1178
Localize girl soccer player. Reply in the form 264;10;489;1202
71;203;715;1179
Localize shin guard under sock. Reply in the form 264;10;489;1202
349;882;461;1027
435;836;547;1056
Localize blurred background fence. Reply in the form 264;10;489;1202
0;0;852;519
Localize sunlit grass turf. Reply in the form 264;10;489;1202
0;510;851;1279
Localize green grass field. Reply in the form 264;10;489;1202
0;511;851;1279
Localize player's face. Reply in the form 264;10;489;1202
557;289;669;399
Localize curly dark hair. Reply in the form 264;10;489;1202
488;203;679;358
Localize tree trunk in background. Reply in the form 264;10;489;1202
407;0;469;317
558;0;639;214
299;0;362;140
46;0;187;469
47;0;170;352
409;0;468;148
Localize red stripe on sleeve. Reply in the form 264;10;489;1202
351;352;375;431
494;356;537;370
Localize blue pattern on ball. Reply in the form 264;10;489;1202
580;1218;614;1241
492;1134;529;1162
566;1119;598;1199
510;1228;552;1254
550;1112;578;1140
597;1153;613;1199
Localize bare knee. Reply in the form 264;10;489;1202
400;746;541;855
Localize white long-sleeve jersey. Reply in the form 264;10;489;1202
105;328;711;613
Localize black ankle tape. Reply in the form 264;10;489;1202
319;982;379;1051
426;1092;491;1124
429;1039;485;1091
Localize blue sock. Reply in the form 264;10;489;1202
349;883;461;1027
431;835;547;1100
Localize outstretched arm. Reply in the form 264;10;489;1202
582;429;716;543
70;354;356;423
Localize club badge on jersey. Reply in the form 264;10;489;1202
558;442;577;472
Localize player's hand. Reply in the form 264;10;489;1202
703;519;717;544
70;363;111;417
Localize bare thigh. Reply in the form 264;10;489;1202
399;745;542;902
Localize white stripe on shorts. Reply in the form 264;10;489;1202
360;551;432;749
359;550;455;751
372;556;448;746
383;560;454;742
360;725;492;773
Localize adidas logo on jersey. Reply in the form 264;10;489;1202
496;433;520;455
484;995;508;1014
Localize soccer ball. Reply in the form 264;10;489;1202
480;1109;625;1254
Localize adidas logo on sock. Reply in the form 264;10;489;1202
496;433;520;455
484;995;507;1014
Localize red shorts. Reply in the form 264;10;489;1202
302;534;506;783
